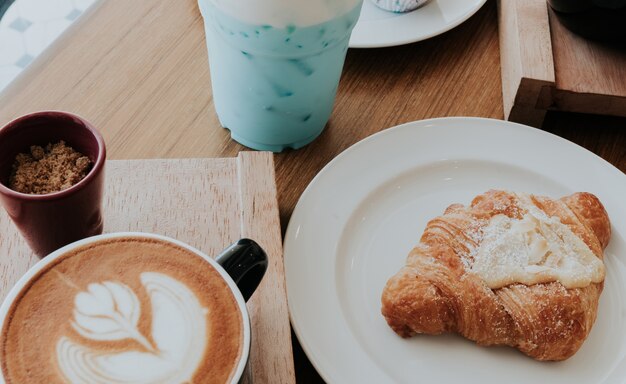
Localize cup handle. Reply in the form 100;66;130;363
216;239;268;302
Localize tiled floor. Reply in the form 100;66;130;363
0;0;97;91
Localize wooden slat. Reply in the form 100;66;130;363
238;152;296;384
498;0;555;127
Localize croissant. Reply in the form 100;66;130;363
381;190;611;361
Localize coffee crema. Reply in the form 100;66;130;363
0;237;244;383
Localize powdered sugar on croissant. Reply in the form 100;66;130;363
381;190;610;361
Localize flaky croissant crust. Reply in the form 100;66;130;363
381;190;611;361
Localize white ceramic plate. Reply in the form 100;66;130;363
349;0;487;48
284;117;626;384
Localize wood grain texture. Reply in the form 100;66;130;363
237;152;296;384
497;0;554;126
0;0;624;382
0;156;295;384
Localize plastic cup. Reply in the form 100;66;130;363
199;0;363;152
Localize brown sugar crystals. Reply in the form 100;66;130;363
9;141;92;194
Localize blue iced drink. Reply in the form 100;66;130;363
199;0;363;152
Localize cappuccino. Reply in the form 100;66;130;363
0;236;244;383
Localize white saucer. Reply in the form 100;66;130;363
349;0;487;48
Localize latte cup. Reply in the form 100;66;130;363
0;233;268;384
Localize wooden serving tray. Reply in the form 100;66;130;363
498;0;626;127
0;153;295;384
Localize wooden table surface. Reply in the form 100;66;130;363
0;0;624;382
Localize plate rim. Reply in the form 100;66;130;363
349;0;489;48
284;117;626;383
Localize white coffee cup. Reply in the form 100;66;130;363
0;232;268;384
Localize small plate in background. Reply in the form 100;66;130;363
350;0;487;48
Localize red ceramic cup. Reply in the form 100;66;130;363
0;111;106;257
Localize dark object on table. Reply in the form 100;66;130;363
216;238;268;301
0;111;106;257
547;0;626;42
0;0;15;21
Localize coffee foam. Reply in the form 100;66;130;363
0;237;243;384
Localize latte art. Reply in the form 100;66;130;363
1;237;244;384
57;273;209;383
